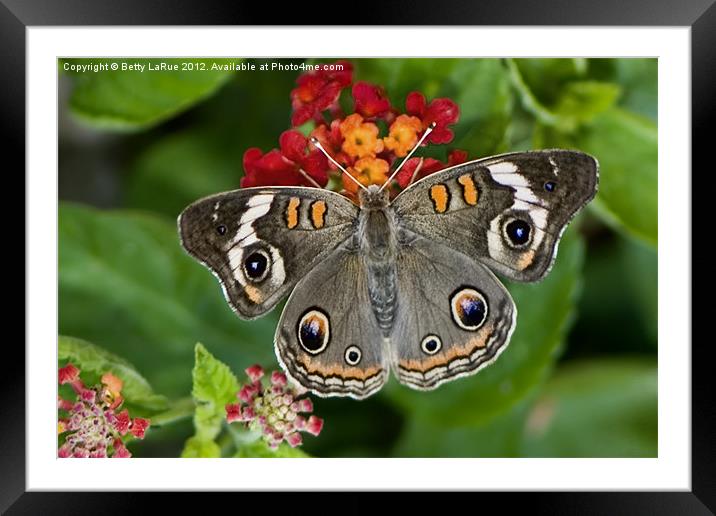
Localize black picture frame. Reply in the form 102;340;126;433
5;0;711;512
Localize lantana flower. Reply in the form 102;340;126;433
339;114;385;159
405;92;460;144
344;157;390;194
352;82;391;119
290;60;353;126
226;364;323;449
310;120;350;170
57;363;150;458
241;130;329;188
383;114;423;157
242;59;467;196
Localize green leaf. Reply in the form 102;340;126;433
59;203;278;398
588;58;657;121
572;234;657;355
507;60;620;132
532;107;657;246
521;358;657;457
552;81;621;130
181;436;221;458
510;58;588;105
180;343;240;457
620;239;658;343
190;343;239;441
613;59;657;120
348;58;513;157
61;58;237;131
393;400;532;457
384;229;585;427
58;335;167;411
124;66;300;218
578;109;658;245
234;439;310;458
125;131;240;219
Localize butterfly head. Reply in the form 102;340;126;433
358;184;391;210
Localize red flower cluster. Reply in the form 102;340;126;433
240;60;467;197
290;60;353;126
58;364;150;458
226;364;323;450
242;131;328;188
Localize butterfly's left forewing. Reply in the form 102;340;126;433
178;187;358;319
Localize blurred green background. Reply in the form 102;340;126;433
58;58;657;458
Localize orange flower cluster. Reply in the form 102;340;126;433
242;60;468;198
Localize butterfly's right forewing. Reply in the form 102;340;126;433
393;150;598;282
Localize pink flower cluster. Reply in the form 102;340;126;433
226;365;323;449
57;363;149;458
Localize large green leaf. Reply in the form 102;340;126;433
589;58;657;121
59;203;278;398
510;58;588;105
384;229;585;428
392;399;532;457
125;131;240;219
58;335;168;411
513;57;657;246
521;358;657;457
124;65;300;218
61;58;237;131
577;109;658;245
507;59;621;132
533;108;657;246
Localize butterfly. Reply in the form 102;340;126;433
178;147;598;399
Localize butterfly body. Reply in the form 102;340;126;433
179;150;598;399
356;186;399;335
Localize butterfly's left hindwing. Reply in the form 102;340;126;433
178;187;358;319
393;150;598;282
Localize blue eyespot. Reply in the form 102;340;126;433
244;251;269;281
450;288;488;331
297;309;330;354
216;225;227;235
544;181;556;192
459;297;486;327
505;219;531;246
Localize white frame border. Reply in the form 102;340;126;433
28;27;689;490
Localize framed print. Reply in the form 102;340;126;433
5;0;713;512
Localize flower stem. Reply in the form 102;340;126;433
146;397;195;427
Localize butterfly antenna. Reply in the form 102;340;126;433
309;137;368;192
378;122;436;193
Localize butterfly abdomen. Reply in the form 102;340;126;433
358;190;399;335
366;262;397;335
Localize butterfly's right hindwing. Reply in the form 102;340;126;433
178;187;358;319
